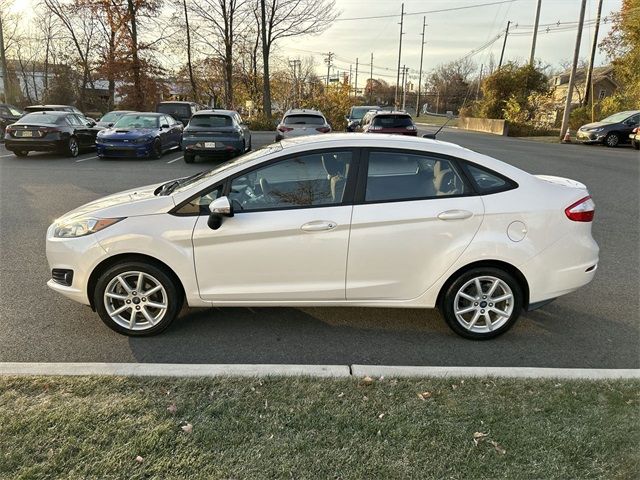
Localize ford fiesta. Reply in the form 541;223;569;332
46;134;598;339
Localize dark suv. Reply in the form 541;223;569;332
345;105;380;132
0;104;24;136
577;110;640;147
157;101;202;126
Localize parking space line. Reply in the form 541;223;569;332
166;156;183;164
0;153;16;158
75;156;99;163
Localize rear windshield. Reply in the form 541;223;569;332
16;113;64;124
284;114;324;125
158;104;192;118
189;115;233;127
114;114;159;129
372;114;413;127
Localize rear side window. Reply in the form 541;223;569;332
189;115;233;127
372;115;413;127
365;151;469;202
464;163;515;194
284;115;324;125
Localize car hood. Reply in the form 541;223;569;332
55;182;175;223
579;121;611;130
99;128;156;139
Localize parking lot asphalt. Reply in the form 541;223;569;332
0;128;638;368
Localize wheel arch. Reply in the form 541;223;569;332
436;260;530;309
87;253;185;310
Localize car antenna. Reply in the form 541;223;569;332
422;111;454;140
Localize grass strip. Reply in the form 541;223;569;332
1;376;638;479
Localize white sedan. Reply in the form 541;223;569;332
46;134;599;339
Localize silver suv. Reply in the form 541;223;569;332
275;109;331;141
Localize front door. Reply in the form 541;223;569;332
346;149;484;300
192;149;357;302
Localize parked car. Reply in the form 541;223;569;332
0;103;25;136
362;111;418;136
4;111;99;157
576;110;640;147
358;109;382;132
45;133;598;339
156;101;202;126
96;112;183;159
96;110;137;128
628;127;639;150
275;109;331;142
24;104;85;116
182;109;251;163
345;105;380;132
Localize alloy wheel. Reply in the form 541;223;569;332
69;137;79;157
606;134;619;147
103;271;168;331
453;276;514;334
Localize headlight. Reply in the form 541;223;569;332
135;136;153;144
589;127;604;132
54;217;124;238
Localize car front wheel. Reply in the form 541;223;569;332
150;138;162;159
94;262;183;336
440;267;523;340
604;132;620;147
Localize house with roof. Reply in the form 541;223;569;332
550;65;618;107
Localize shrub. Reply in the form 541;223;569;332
246;114;277;131
507;122;559;137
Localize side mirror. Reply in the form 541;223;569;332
107;122;114;127
207;196;233;230
161;124;170;129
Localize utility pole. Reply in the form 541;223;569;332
354;58;359;99
560;0;587;141
583;0;604;108
394;2;405;108
529;0;542;66
476;64;484;100
349;64;352;96
324;52;334;86
288;59;301;107
369;53;373;103
498;20;511;68
401;65;408;110
415;16;426;118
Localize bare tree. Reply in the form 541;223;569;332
0;0;20;103
258;0;338;118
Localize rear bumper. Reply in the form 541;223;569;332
5;139;65;151
183;138;244;157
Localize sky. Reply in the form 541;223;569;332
276;0;623;88
9;0;623;89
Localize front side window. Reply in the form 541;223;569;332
229;151;352;212
365;151;468;202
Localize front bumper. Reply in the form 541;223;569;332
45;223;108;305
576;130;605;143
96;142;153;158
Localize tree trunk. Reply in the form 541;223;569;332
0;15;12;104
183;0;198;103
260;0;271;119
127;0;143;110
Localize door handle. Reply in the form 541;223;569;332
437;209;473;220
300;220;337;232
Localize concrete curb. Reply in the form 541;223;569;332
0;363;350;378
1;363;639;380
351;365;640;380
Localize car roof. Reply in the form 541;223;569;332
284;109;324;116
373;110;411;116
122;112;163;116
26;104;73;109
23;110;70;115
279;132;455;151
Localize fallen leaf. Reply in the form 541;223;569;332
378;413;385;419
376;430;382;436
417;391;432;400
473;431;489;446
167;403;177;414
490;440;506;455
360;376;374;386
135;455;144;463
337;392;345;398
451;384;458;390
181;423;193;434
362;396;369;401
379;376;385;381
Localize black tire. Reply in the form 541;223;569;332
94;261;183;336
177;138;183;151
439;267;523;340
150;138;162;159
247;138;252;152
184;152;195;163
633;139;639;150
13;150;28;157
604;132;620;147
66;136;79;157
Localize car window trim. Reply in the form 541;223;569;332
354;147;477;205
170;147;362;216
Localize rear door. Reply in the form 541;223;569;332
346;149;484;300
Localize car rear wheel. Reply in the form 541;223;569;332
184;152;195;163
94;262;182;336
440;267;523;340
66;137;79;157
150;138;162;159
604;132;620;147
13;150;29;157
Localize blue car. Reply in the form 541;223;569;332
96;112;183;159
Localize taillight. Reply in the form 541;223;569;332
39;127;58;135
565;195;595;222
277;126;293;132
316;126;330;133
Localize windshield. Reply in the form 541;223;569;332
350;107;377;120
284;114;324;125
189;115;233;127
170;144;283;194
114;114;159;129
601;112;634;123
158;104;191;118
16;113;64;124
100;112;127;123
372;114;413;127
